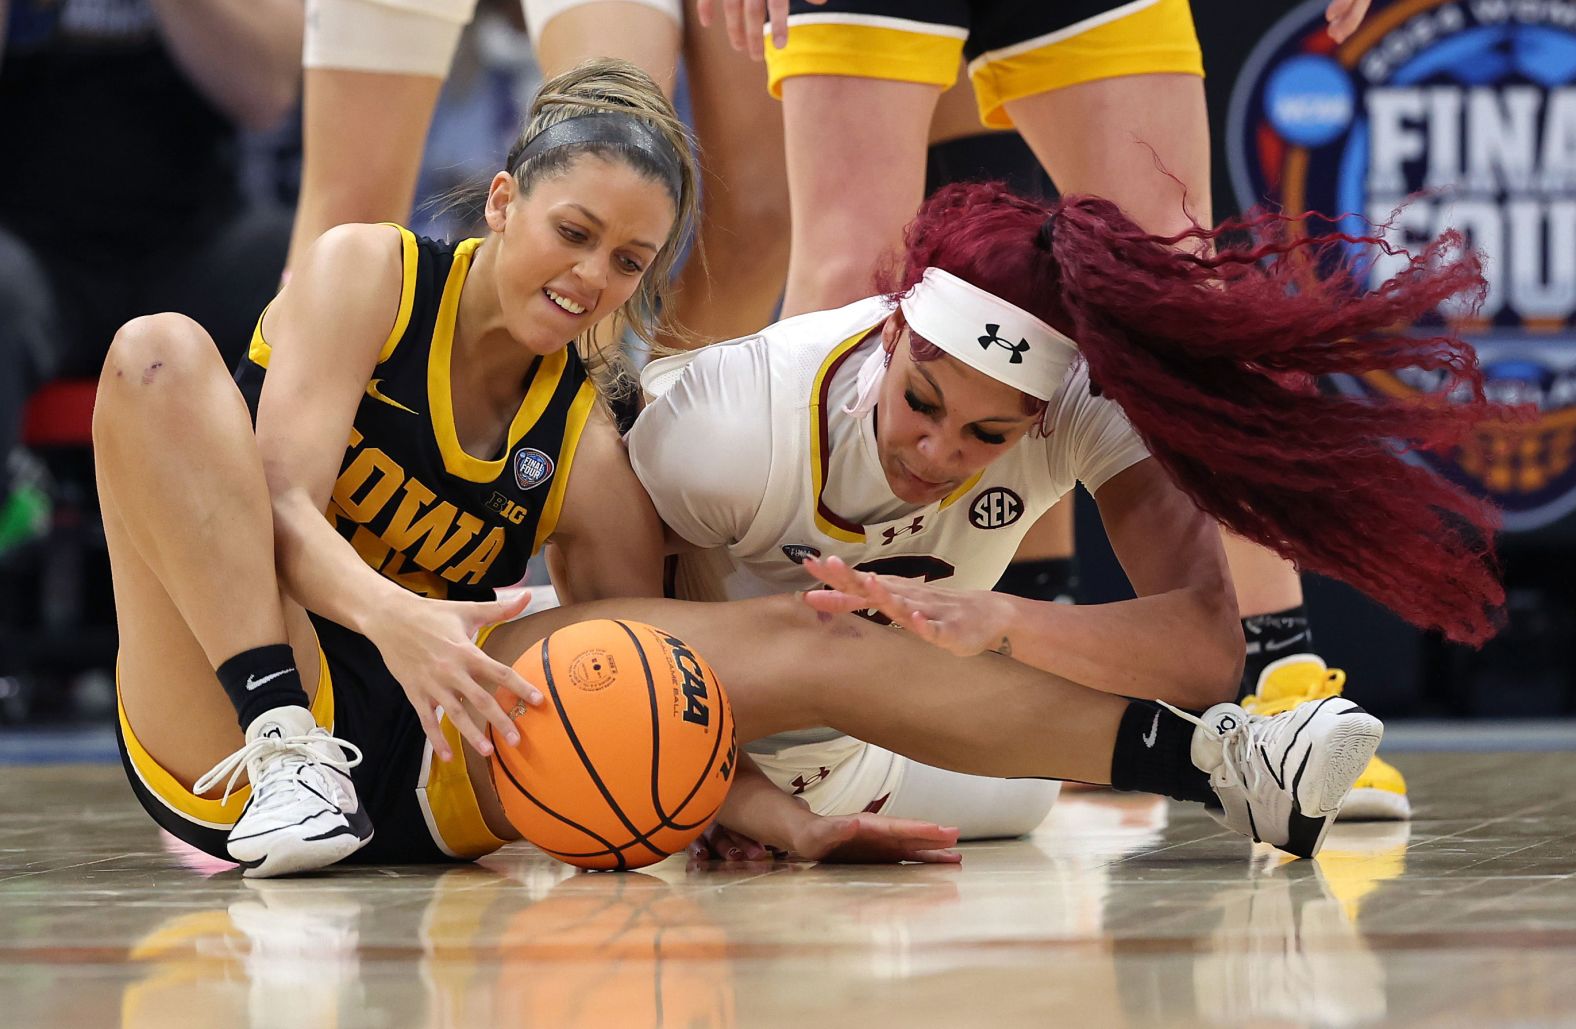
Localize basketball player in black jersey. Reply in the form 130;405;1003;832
95;60;703;878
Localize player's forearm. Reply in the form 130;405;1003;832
1000;588;1242;709
715;757;815;854
271;489;410;638
148;0;304;130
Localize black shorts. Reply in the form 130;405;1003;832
116;607;510;866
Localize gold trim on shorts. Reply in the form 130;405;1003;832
763;0;1202;131
116;649;336;829
968;0;1203;128
766;19;965;97
416;716;511;859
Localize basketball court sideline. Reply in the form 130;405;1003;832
4;745;1575;1026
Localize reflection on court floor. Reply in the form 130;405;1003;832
3;752;1575;1026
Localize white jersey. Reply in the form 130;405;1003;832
627;295;1151;603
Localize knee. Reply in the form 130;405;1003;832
96;314;223;428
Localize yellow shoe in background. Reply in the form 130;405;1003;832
1242;654;1411;822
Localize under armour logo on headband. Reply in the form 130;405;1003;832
978;324;1031;365
900;267;1078;400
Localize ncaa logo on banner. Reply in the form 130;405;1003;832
1227;0;1576;531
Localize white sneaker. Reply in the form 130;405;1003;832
193;706;373;877
1164;697;1383;859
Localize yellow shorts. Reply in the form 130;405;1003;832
115;644;510;864
765;0;1204;129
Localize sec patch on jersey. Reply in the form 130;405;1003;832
969;487;1023;530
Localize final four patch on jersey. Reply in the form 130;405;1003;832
970;487;1024;530
514;447;554;491
781;544;822;564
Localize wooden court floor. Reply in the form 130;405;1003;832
3;749;1574;1027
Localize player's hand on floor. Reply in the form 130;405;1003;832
368;586;543;761
695;0;828;59
793;813;962;864
801;555;1018;658
686;823;773;864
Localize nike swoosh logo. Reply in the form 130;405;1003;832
245;668;294;691
1142;709;1161;748
366;378;419;415
1263;632;1308;653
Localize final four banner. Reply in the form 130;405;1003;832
1225;0;1576;531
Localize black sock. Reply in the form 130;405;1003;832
1109;700;1215;804
216;644;309;731
1240;604;1314;696
993;557;1079;604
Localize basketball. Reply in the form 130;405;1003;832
487;619;738;870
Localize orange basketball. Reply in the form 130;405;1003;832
487;619;738;870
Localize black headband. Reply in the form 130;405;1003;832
508;113;683;197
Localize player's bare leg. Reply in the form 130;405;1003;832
96;314;367;874
778;75;939;317
95;314;319;783
532;2;681;95
668;0;791;347
477;594;1380;857
286;68;445;273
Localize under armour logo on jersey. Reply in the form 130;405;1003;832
978;324;1031;365
880;516;926;545
790;767;831;794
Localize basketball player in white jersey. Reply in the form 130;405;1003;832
626;257;1171;840
616;177;1503;854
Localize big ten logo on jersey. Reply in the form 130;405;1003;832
969;486;1024;530
663;634;711;728
324;428;512;598
1229;0;1576;530
486;491;529;524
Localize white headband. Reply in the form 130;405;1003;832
898;267;1079;401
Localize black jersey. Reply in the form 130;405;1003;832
236;227;598;658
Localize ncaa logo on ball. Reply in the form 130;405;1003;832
1227;0;1576;530
969;487;1024;530
514;447;554;491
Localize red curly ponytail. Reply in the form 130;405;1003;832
881;182;1508;646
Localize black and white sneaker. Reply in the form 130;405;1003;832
1164;698;1383;859
193;706;373;878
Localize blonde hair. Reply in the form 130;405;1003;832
507;58;700;387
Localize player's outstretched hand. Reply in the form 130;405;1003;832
687;814;961;864
795;813;962;864
695;0;828;59
368;586;544;762
800;555;1018;658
